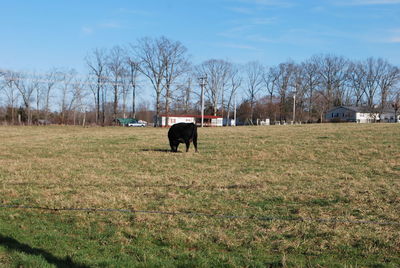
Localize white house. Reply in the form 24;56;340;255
379;107;400;123
157;114;223;127
325;106;378;123
326;106;399;123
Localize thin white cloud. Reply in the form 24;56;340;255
116;8;154;16
244;27;352;46
246;34;276;43
99;22;121;29
311;6;326;12
334;0;400;5
387;37;400;42
385;29;400;43
218;25;254;38
81;21;122;35
228;6;255;14
221;16;277;37
216;42;259;50
237;0;294;7
363;28;400;43
250;17;277;25
81;26;93;35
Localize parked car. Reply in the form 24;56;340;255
128;120;147;127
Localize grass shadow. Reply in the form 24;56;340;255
0;234;89;268
140;148;182;153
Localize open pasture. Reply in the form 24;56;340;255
0;124;399;267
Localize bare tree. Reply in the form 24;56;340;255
363;58;382;110
173;76;193;114
13;72;39;125
34;77;43;121
274;62;295;121
107;46;126;121
43;69;60;121
160;37;190;120
225;65;242;125
244;61;264;124
133;37;167;127
127;58;140;118
391;89;400;123
291;64;308;122
313;90;329;123
87;75;98;122
59;70;77;124
263;67;279;121
264;67;277;103
85;48;107;124
182;77;192;114
301;58;320;121
120;71;130;119
315;55;349;119
347;61;367;107
1;71;19;124
69;78;87;125
197;59;231;116
377;61;399;114
0;73;4;104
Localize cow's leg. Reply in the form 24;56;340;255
170;141;179;152
185;141;190;152
193;135;198;152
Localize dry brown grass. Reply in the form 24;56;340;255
0;123;399;266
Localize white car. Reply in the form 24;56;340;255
128;120;147;127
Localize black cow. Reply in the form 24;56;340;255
168;123;198;152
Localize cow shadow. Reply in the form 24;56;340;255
140;148;182;153
0;234;89;268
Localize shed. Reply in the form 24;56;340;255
157;115;223;127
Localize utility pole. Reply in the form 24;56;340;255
132;82;136;118
198;75;207;127
233;93;237;126
292;91;296;124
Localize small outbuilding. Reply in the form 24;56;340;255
157;114;223;127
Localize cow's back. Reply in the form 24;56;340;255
168;123;198;152
168;123;195;140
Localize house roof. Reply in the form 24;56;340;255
327;106;374;113
343;106;371;113
327;106;396;114
380;106;397;113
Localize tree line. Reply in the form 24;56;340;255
1;36;400;126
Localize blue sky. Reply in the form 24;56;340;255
1;0;399;73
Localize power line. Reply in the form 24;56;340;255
1;204;399;226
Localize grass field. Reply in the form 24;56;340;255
0;124;399;267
